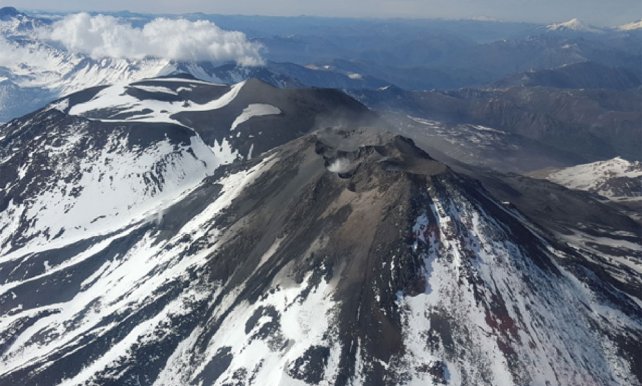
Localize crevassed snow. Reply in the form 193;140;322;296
230;103;281;131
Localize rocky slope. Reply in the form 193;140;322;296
0;76;372;255
0;78;641;385
352;86;642;165
540;157;642;200
533;157;642;220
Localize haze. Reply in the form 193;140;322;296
6;0;641;26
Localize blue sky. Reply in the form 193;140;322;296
5;0;642;26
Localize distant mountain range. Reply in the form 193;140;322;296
494;61;641;90
0;8;389;122
618;19;642;31
546;18;604;33
1;7;642;122
352;85;642;168
545;17;642;33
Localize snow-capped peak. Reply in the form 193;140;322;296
0;10;266;123
542;157;642;200
546;18;602;33
0;6;45;34
617;19;642;31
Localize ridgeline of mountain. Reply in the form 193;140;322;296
353;85;642;166
545;18;603;33
1;76;641;385
0;7;19;18
531;157;642;220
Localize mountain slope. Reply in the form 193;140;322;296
353;85;642;165
531;157;642;220
546;18;603;33
0;77;373;256
540;157;642;200
1;85;641;385
617;20;642;31
0;9;270;123
494;61;641;90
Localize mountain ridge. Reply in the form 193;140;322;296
1;77;641;385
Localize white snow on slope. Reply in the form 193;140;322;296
131;84;179;95
546;18;603;33
407;116;513;151
544;157;642;200
1;136;640;384
47;98;69;112
0;124;219;259
149;77;225;86
230;103;281;131
560;229;642;281
394;180;635;386
0;11;264;122
0;156;278;381
68;80;246;125
617;20;642;31
0;33;175;98
167;271;341;386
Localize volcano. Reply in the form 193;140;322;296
0;78;640;386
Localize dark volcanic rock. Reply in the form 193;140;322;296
1;80;640;385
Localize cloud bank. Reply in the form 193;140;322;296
0;36;58;70
0;37;28;68
40;13;263;65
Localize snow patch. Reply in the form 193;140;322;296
544;157;642;199
230;103;281;131
69;80;247;127
47;98;69;112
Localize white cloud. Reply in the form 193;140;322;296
0;37;25;67
327;158;354;174
0;35;60;70
39;13;264;66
